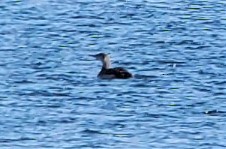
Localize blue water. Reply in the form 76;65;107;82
1;0;226;148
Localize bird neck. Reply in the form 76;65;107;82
102;56;111;69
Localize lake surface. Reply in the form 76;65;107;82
0;0;226;148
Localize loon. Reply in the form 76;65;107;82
90;53;132;79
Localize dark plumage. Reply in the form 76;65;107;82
90;53;132;79
98;67;132;79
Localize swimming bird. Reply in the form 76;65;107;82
90;53;132;79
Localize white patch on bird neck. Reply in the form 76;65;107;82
102;55;111;69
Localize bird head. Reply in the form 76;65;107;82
90;53;107;61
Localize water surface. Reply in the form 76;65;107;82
0;0;226;148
